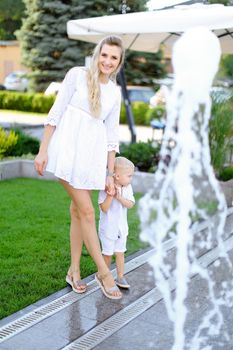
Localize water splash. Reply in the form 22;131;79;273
139;27;233;349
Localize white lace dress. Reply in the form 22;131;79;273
44;67;121;190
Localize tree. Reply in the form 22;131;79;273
208;0;233;80
0;0;25;40
17;0;165;92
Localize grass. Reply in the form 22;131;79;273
0;178;146;319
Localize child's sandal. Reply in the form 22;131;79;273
95;272;122;300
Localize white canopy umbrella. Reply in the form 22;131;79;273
67;3;233;55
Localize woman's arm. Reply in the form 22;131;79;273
34;125;55;176
106;150;116;195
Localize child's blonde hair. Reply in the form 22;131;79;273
114;157;135;173
87;36;125;118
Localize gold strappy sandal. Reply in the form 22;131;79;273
95;271;122;300
66;271;87;294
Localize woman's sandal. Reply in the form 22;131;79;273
66;272;87;294
95;271;122;300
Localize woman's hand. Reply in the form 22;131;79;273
34;151;48;176
106;176;115;196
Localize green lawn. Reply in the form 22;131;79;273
0;178;146;319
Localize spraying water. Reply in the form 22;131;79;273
139;27;233;349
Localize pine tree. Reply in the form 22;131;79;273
17;0;165;92
0;0;25;40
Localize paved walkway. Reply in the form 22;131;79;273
0;209;233;350
0;110;163;143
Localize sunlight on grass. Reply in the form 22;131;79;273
0;178;145;319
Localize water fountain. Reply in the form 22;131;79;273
139;27;233;349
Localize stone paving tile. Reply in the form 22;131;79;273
94;301;174;350
0;263;155;350
94;248;233;350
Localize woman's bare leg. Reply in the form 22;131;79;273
60;180;121;297
67;201;84;278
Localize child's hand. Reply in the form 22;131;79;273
114;185;121;200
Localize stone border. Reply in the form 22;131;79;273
0;159;154;193
0;160;233;206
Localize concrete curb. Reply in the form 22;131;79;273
0;160;233;205
0;159;155;193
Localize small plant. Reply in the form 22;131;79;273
120;141;160;172
4;128;40;157
218;166;233;181
0;127;18;159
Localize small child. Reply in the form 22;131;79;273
98;156;135;289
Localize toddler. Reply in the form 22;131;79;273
98;156;135;289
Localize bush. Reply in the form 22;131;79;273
4;128;40;157
218;166;233;181
132;102;149;125
0;91;55;113
120;141;160;172
120;102;149;125
209;98;233;175
0;128;18;159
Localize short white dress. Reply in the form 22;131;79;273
44;67;121;190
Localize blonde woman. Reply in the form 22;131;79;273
34;36;125;299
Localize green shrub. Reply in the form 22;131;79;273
218;166;233;181
120;141;160;172
5;128;40;157
0;91;55;113
0;128;18;159
209;99;233;175
120;103;127;124
120;102;149;125
132;102;149;125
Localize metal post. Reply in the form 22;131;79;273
118;68;137;143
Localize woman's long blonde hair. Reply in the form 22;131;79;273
86;36;125;117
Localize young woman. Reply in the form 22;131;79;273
34;36;125;299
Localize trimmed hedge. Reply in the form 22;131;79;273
0;91;55;113
0;91;165;126
120;102;163;126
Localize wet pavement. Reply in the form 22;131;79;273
0;209;233;350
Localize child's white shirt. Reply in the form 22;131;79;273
98;184;135;240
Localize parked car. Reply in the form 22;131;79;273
126;86;154;104
4;71;28;92
153;74;233;104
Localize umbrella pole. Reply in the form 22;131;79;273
118;68;137;143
